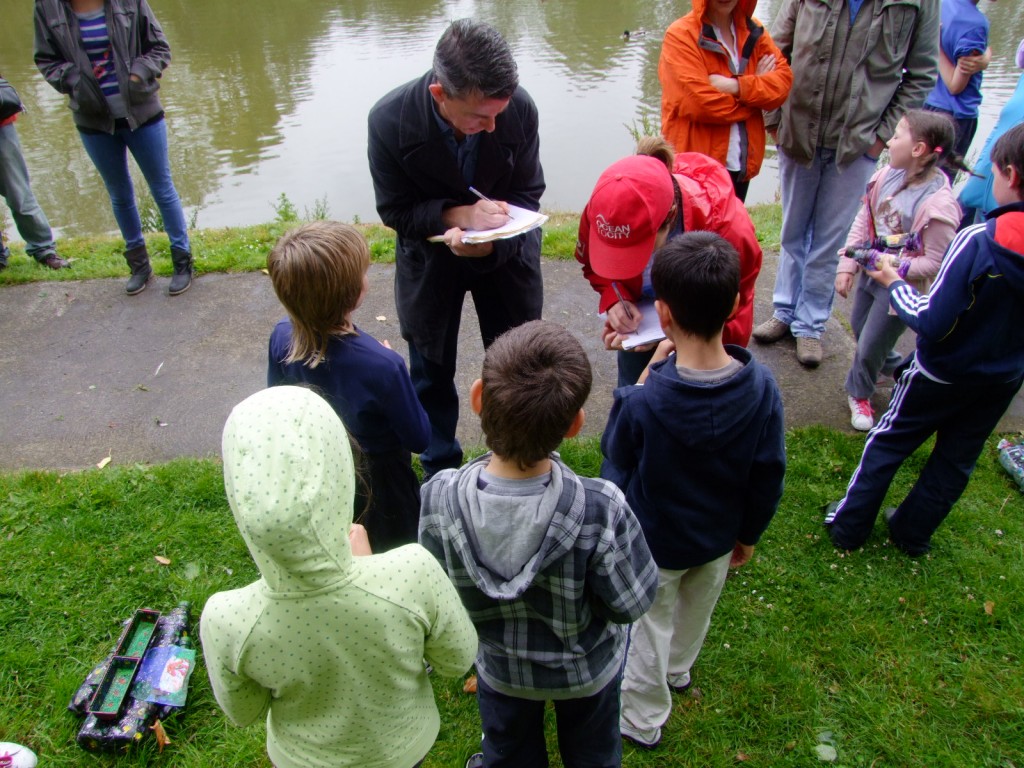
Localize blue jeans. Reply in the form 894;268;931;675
773;148;877;338
78;117;189;252
0;122;57;261
476;674;623;768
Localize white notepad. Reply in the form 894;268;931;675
600;298;666;350
428;204;548;244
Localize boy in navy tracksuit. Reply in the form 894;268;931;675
602;232;786;748
826;123;1024;556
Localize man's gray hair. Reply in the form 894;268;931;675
433;19;519;100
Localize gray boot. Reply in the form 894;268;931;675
168;247;193;296
124;245;152;295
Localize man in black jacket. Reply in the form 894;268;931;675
368;18;545;477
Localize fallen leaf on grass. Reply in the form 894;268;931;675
984;601;995;615
735;752;751;762
150;719;172;752
96;456;112;469
463;674;478;694
155;555;172;566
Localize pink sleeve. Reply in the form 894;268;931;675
904;219;956;282
837;202;871;275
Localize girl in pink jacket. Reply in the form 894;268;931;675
834;110;968;431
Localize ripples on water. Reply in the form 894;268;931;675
1;0;1021;237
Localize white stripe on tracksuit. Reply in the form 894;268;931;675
824;357;922;525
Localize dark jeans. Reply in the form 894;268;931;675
353;448;421;553
728;169;750;203
476;674;623;768
828;358;1023;553
616;347;656;388
407;253;543;477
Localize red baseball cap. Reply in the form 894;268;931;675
585;155;675;280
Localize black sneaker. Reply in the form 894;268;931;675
465;753;484;768
884;508;930;556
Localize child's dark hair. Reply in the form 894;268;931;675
480;320;592;470
901;109;973;185
267;221;371;368
651;231;740;341
991;123;1024;194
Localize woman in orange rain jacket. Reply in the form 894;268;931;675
659;0;792;201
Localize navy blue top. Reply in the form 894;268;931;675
924;0;989;119
601;346;786;570
888;202;1024;384
268;321;430;455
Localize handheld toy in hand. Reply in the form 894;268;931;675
845;232;921;280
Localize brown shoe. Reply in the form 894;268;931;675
752;317;790;344
40;253;70;270
796;337;822;368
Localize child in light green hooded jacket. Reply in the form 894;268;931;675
200;386;477;768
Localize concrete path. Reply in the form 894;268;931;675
1;253;1020;471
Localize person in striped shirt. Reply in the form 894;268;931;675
34;0;193;295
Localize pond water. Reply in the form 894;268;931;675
2;0;1022;239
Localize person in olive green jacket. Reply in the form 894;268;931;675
200;386;477;768
754;0;939;368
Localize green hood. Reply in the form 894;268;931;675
221;386;354;593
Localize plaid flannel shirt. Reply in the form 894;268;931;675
419;454;657;700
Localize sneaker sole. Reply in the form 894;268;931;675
621;732;661;750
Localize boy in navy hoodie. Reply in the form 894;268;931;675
602;232;786;748
826;123;1024;556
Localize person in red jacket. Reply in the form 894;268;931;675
576;137;763;386
659;0;792;201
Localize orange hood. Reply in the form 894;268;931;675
693;0;758;23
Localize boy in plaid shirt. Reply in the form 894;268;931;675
419;320;657;768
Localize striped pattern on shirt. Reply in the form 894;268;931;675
77;10;119;99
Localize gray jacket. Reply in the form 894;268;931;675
766;0;939;168
34;0;170;132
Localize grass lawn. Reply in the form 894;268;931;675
0;205;783;281
2;429;1022;767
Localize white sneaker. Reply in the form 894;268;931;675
620;719;662;749
0;743;38;768
848;395;874;431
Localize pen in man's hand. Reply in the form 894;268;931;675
468;186;510;225
468;186;495;203
611;282;635;322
